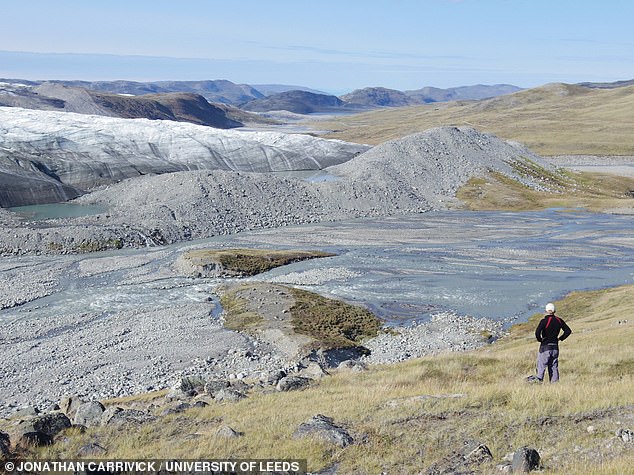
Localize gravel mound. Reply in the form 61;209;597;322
0;126;559;255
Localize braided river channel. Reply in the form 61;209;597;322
2;209;634;327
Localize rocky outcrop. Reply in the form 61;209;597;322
293;414;353;448
0;107;368;207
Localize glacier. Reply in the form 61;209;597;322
0;107;369;207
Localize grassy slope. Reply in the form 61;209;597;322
313;83;634;156
28;285;634;474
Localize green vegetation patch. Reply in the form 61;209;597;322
219;286;263;331
287;287;382;350
184;248;335;276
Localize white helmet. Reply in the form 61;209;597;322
545;303;556;313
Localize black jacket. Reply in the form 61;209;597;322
535;314;572;350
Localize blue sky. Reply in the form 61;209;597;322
1;0;633;93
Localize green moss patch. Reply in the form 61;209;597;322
288;288;382;350
182;248;335;277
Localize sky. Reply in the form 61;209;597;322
1;0;633;94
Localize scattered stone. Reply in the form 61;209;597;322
204;380;231;398
216;425;243;439
293;414;353;448
616;428;634;443
76;442;107;457
18;412;72;437
213;388;246;403
298;361;329;380
74;401;106;427
261;369;287;386
229;379;250;392
177;376;206;397
316;347;369;368
101;407;157;427
59;395;83;418
337;360;368;372
511;447;541;473
276;375;312;392
464;443;493;465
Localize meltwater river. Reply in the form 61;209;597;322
1;209;634;326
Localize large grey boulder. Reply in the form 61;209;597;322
59;395;84;419
213;388;246;403
73;401;106;427
512;447;541;473
293;414;353;448
14;413;71;448
19;413;71;437
276;375;312;392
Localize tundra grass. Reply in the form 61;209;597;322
14;284;634;474
311;84;634;156
456;168;634;212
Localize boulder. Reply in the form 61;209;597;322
293;414;353;448
261;369;287;386
276;375;312;392
314;347;370;369
73;401;106;427
216;425;243;439
298;361;329;380
512;447;541;473
59;395;84;419
101;407;157;427
337;360;368;372
213;388;246;403
616;428;634;443
204;379;231;398
18;413;71;437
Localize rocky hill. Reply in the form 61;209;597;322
405;84;522;103
340;87;416;107
0;107;368;208
240;90;355;114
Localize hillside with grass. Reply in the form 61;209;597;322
4;283;633;474
314;83;634;156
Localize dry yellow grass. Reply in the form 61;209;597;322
23;284;634;474
312;83;634;156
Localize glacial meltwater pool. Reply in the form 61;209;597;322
1;209;634;326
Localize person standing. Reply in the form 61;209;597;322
534;303;572;383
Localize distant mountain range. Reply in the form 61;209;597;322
2;77;632;123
